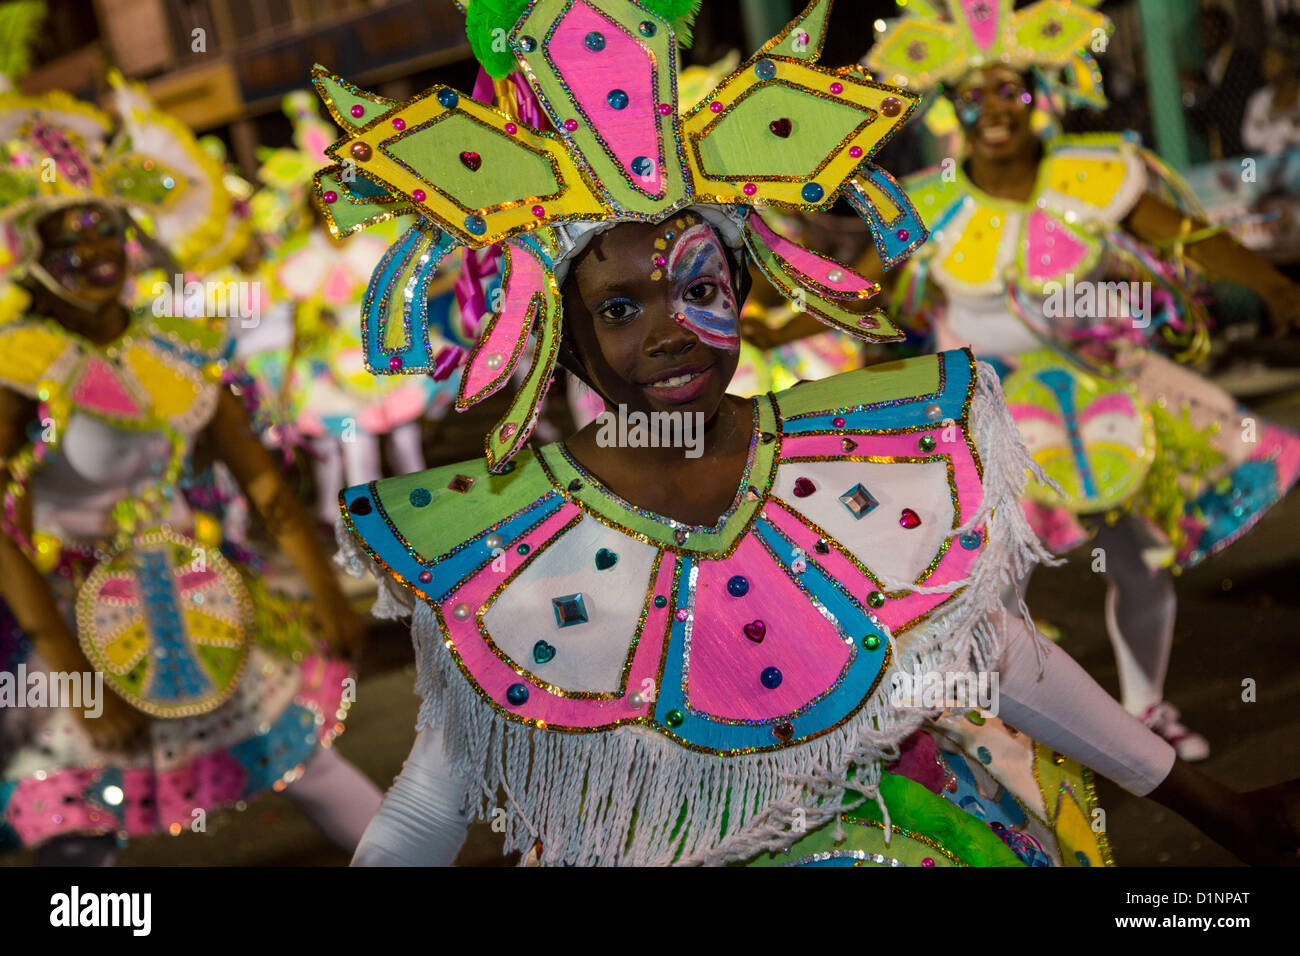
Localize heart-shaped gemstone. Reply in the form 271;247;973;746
743;620;766;643
841;437;859;452
460;151;482;171
792;477;816;498
814;538;830;554
899;508;922;529
773;720;794;742
533;640;556;664
595;548;618;570
769;117;792;137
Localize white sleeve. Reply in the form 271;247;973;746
992;612;1177;796
350;726;473;866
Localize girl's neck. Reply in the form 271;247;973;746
38;290;131;347
964;141;1043;203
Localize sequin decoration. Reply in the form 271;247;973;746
409;487;432;508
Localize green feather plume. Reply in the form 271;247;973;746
465;0;702;78
0;1;47;84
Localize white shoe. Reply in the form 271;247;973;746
1141;701;1211;762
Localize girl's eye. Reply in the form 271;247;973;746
996;83;1022;101
596;299;640;322
684;280;716;302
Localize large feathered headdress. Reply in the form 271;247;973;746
311;0;929;470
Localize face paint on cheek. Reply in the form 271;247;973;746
665;224;740;351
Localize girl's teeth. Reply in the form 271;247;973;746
652;371;701;388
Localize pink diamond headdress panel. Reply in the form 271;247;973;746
311;0;929;471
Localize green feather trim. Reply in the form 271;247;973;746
0;1;47;82
641;0;702;46
467;0;701;77
466;0;531;79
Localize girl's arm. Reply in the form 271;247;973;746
351;727;472;866
199;385;365;656
1123;191;1300;332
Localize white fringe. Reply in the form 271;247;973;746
339;361;1060;865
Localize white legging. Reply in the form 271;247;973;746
350;613;1176;866
313;423;426;524
1006;514;1176;717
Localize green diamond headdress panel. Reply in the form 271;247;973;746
311;0;931;471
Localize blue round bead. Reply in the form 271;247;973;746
519;35;537;52
959;531;981;550
585;31;605;51
607;88;629;110
727;575;749;597
409;487;432;508
801;182;824;203
465;214;487;235
638;21;656;37
761;666;783;689
437;88;459;108
506;683;529;706
754;58;777;79
630;155;653;177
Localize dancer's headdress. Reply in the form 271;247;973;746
866;0;1111;110
311;0;928;470
0;70;230;283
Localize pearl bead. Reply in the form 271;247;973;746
743;182;757;196
485;352;503;370
323;191;338;203
412;189;426;202
349;141;371;161
452;603;471;621
925;403;942;420
350;104;365;118
392;118;406;130
485;533;503;550
505;122;517;134
709;101;723;113
829;82;844;95
849;146;863;158
629;691;645;708
563;119;578;131
388;356;403;371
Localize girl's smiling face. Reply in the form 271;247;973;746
564;213;742;419
35;203;128;308
952;66;1037;161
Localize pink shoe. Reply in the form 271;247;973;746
1141;702;1210;762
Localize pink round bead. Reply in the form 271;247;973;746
323;190;338;204
675;608;689;622
849;145;863;158
709;101;723;113
921;857;935;867
563;119;578;131
657;103;672;116
350;104;365;118
832;417;846;427
392;118;406;131
797;31;809;45
531;205;545;217
743;182;757;196
388;356;403;371
653;255;666;267
418;571;432;583
412;189;426;202
505;122;517;134
896;229;909;242
829;82;844;95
